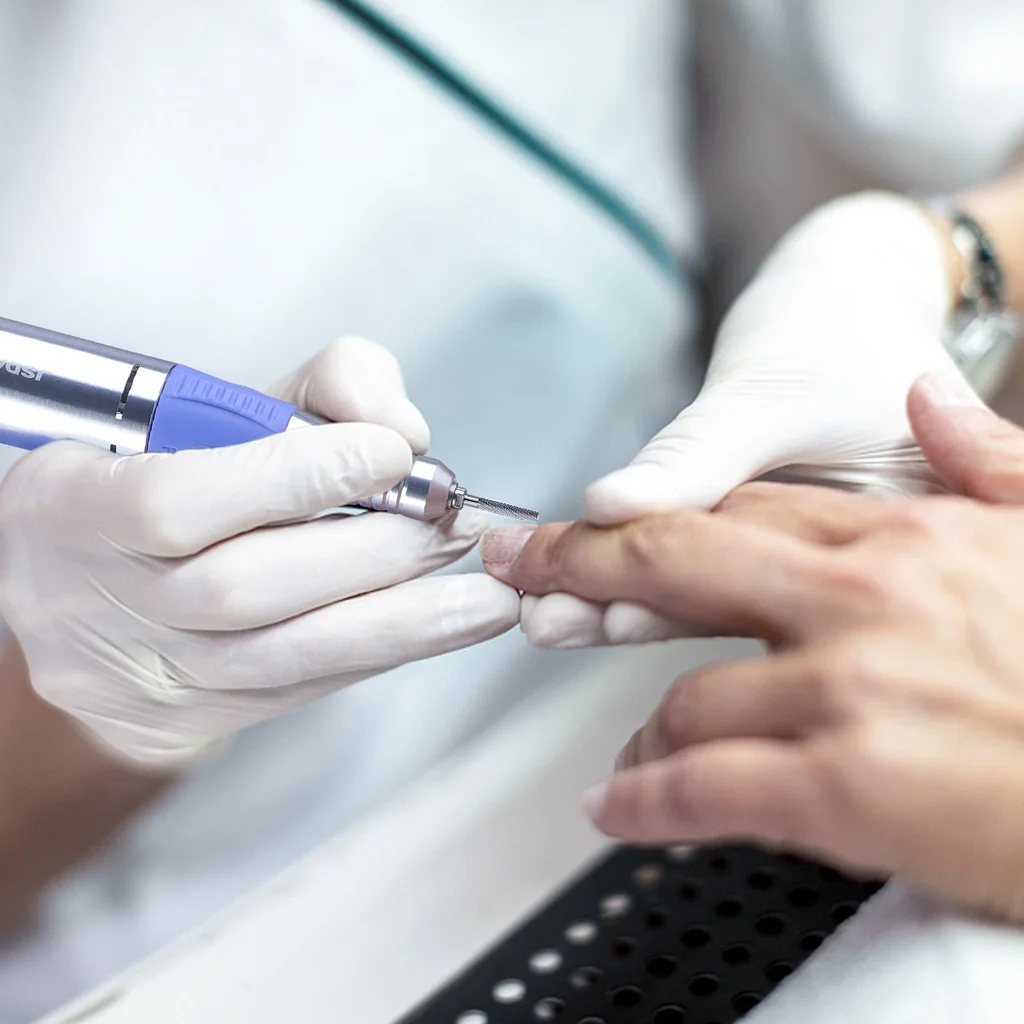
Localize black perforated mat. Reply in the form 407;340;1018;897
399;844;884;1024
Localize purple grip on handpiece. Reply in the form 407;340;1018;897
146;365;297;453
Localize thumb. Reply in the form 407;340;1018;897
908;370;1024;503
582;384;788;524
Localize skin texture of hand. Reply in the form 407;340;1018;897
482;371;1024;923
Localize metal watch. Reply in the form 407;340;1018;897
928;203;1020;396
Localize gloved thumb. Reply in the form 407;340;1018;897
271;336;431;454
582;383;790;524
909;370;1024;503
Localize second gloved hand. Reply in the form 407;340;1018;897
523;192;965;648
0;337;520;767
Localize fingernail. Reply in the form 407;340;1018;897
613;746;629;772
479;525;534;569
581;781;609;822
917;370;984;408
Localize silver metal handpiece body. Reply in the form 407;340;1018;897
0;316;174;454
356;456;458;521
355;457;539;522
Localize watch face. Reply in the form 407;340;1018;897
945;310;1021;397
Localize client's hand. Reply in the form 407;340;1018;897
483;371;1024;922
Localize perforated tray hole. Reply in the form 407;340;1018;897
799;930;827;953
565;920;598;945
714;897;743;919
533;997;565;1020
676;878;702;903
708;854;732;874
680;925;712;949
787;885;819;908
688;973;721;997
529;950;563;975
455;1013;487;1024
598;893;632;921
721;943;754;967
633;863;665;888
746;868;776;891
652;1008;686;1024
831;901;860;924
754;913;788;938
608;936;636;959
491;979;526;1005
667;846;695;862
644;907;670;929
608;986;643;1008
568;966;604;991
731;992;763;1014
646;955;679;979
764;961;795;984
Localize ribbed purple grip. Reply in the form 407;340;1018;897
146;365;296;453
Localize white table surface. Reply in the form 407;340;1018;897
41;637;756;1024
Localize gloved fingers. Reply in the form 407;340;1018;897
581;384;791;524
520;595;688;649
520;593;609;649
94;421;413;557
66;669;381;769
271;336;430;454
135;508;490;630
190;573;519;689
602;601;691;644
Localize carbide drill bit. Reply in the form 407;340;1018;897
460;492;539;523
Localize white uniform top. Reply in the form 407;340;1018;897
0;1;695;1018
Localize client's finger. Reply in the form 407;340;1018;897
714;481;899;545
584;739;825;850
618;652;841;769
482;513;829;642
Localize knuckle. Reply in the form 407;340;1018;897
882;497;961;541
620;512;689;570
819;549;939;627
818;555;893;613
801;741;861;826
805;642;886;715
807;723;893;834
659;673;708;748
714;482;776;515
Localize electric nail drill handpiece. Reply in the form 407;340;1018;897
0;316;539;523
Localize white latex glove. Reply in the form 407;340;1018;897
524;192;965;648
0;337;519;767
